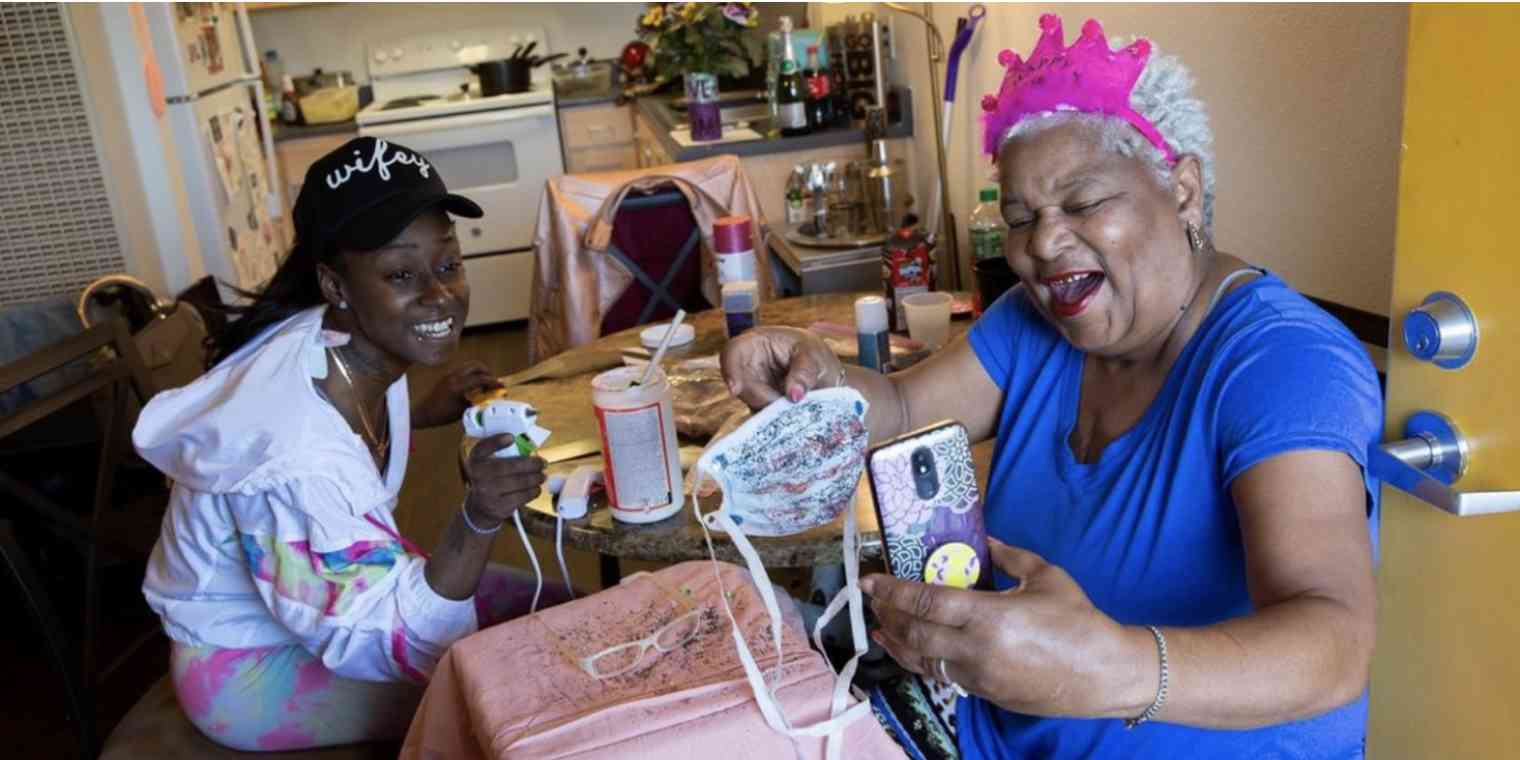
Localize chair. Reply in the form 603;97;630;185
598;188;712;336
528;154;771;361
0;518;97;759
0;317;163;689
0;525;397;760
99;676;399;759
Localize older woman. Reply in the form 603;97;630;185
135;137;562;751
723;15;1382;759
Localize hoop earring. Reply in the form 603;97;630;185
1186;223;1204;255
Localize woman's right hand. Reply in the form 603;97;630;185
461;434;546;529
720;326;846;409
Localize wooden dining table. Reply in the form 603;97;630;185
498;292;986;587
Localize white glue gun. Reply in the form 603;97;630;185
462;400;552;458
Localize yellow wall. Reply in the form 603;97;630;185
816;3;1408;315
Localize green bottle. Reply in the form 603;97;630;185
969;187;1005;261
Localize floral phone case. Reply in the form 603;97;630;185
866;421;991;590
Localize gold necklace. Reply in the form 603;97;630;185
327;346;390;463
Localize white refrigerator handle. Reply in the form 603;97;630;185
233;3;285;221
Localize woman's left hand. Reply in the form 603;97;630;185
413;361;502;429
864;538;1139;719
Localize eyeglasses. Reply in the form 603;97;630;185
579;607;708;679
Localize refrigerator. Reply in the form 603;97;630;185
84;2;284;301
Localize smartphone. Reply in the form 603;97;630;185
866;421;991;590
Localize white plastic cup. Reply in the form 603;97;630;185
591;366;684;524
902;292;954;350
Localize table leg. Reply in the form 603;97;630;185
599;554;621;590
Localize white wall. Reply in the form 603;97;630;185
248;2;645;84
820;4;1407;316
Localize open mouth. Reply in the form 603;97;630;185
411;316;456;340
1043;272;1104;317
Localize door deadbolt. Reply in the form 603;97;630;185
1402;291;1477;369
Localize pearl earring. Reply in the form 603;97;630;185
338;301;348;310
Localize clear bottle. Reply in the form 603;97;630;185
775;17;811;137
278;74;302;125
969;186;1006;261
784;165;807;225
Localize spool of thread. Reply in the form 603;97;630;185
855;295;890;372
713;215;758;286
723;280;759;338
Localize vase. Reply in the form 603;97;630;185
684;71;721;142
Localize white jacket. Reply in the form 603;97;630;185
136;306;476;683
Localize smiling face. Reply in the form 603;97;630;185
997;120;1205;360
321;209;470;370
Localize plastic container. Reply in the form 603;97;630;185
591;366;684;524
298;86;359;124
902;291;953;350
881;222;934;332
639;322;695;350
722;280;758;338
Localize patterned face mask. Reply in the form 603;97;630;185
691;388;873;760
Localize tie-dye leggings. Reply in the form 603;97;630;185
169;563;569;752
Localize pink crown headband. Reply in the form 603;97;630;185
981;15;1177;164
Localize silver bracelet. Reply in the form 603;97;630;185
460;500;504;535
1124;625;1169;729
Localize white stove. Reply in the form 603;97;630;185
356;85;554;127
358;27;565;327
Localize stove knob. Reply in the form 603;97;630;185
450;40;461;51
373;49;388;63
391;47;404;60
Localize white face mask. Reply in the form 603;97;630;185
692;387;873;760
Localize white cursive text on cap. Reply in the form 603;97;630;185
325;139;432;190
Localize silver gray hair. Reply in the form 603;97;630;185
999;44;1216;230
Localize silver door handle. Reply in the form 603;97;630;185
1372;411;1520;516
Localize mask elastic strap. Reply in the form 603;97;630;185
809;503;869;760
694;489;874;750
554;514;574;600
513;510;543;614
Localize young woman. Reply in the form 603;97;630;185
135;137;565;751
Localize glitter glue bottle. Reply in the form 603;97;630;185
855;295;890;372
713;215;758;287
723;280;758;338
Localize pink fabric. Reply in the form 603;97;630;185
401;561;906;759
981;14;1177;163
527;155;771;362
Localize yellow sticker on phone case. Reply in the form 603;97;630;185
924;542;981;589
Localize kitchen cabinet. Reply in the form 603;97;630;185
633;110;674;169
558;101;637;174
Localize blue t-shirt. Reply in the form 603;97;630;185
958;273;1383;759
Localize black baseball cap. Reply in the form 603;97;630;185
293;136;482;252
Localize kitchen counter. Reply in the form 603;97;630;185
635;87;914;163
554;89;620;108
272;120;358;143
